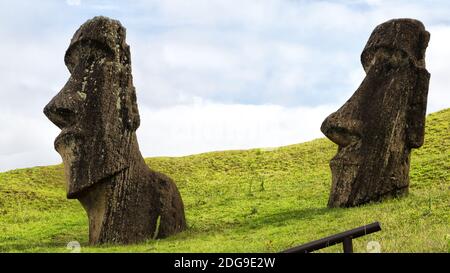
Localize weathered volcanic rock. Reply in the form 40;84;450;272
321;19;430;208
44;16;186;244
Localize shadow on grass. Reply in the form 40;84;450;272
186;206;343;235
248;207;334;226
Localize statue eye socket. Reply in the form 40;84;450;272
65;40;114;73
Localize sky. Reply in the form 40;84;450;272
1;0;449;172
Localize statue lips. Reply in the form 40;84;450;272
54;127;81;151
53;126;86;199
323;120;363;197
330;147;361;167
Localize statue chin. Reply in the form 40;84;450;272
59;154;84;199
55;133;79;198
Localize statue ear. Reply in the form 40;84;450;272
417;30;430;62
118;45;140;131
125;85;140;131
406;68;430;148
118;82;140;132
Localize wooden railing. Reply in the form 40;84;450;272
281;222;382;253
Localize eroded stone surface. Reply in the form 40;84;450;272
321;19;430;208
44;16;186;244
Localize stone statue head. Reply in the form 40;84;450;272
321;19;430;207
44;17;140;198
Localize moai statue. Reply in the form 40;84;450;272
44;16;186;244
321;19;430;207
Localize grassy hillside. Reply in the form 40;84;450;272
0;109;449;253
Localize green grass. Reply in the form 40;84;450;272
0;109;449;253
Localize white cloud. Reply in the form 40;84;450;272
137;101;334;157
426;25;450;112
129;29;349;108
66;0;81;6
0;112;60;172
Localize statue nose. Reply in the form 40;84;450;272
43;89;77;129
320;108;362;147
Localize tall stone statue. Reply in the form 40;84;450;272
321;19;430;207
44;16;186;244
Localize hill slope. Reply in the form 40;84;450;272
0;109;449;253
